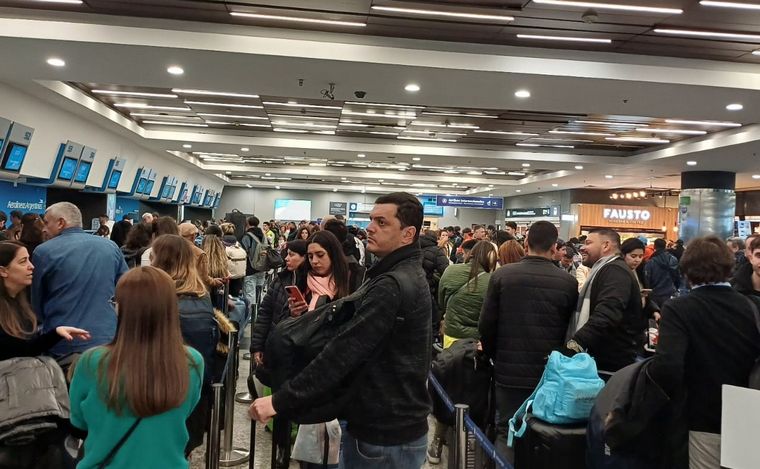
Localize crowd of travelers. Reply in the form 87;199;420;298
1;197;760;469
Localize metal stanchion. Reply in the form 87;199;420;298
235;300;257;404
206;383;223;469
220;331;251;467
454;404;469;469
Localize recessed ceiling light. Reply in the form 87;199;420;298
246;184;252;188
357;153;366;158
515;189;522;193
412;157;421;161
516;143;540;147
93;89;178;98
185;101;263;109
515;90;531;98
665;119;741;127
404;84;421;92
654;28;760;41
263;101;342;110
230;11;367;27
142;120;208;127
549;130;614;136
370;5;514;21
687;161;698;166
522;163;531;167
753;174;760;179
333;188;338;192
361;189;366;193
726;103;744;111
172;88;260;99
507;171;527;176
606;137;670;144
424;111;498;119
397;136;457;143
635;128;707;135
115;103;189;111
700;0;760;9
197;113;268;120
46;57;66;67
605;175;614;179
532;0;682;14
516;34;612;44
574;120;639;127
275;186;281;189
182;144;192;149
552;184;559;187
225;171;232;175
36;0;83;4
265;173;271;176
475;130;539;136
241;147;250;152
575;165;584;170
167;65;184;75
343;110;416;119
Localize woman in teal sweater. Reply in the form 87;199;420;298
70;266;204;469
438;240;498;348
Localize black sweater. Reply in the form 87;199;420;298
272;243;432;446
648;286;760;434
0;328;61;361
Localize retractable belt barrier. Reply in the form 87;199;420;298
428;374;513;469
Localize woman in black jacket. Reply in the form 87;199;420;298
420;230;450;339
649;236;760;468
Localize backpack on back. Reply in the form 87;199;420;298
244;232;284;272
508;351;605;447
226;242;248;279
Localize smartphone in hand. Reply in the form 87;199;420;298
285;285;306;305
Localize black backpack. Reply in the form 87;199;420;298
264;271;410;424
747;297;760;389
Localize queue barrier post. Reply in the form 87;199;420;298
206;383;223;469
454;404;469;469
219;330;251;467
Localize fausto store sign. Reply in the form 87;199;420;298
602;207;652;223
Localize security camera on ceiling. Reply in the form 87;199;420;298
354;90;367;99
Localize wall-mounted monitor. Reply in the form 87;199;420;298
107;170;122;189
144;179;155;195
2;143;27;172
274;199;312;221
74;161;92;183
57;156;78;180
136;177;147;193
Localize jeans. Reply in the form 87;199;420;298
340;433;427;469
242;273;266;346
494;385;532;465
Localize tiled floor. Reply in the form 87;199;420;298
190;340;447;469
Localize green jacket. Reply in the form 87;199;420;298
439;262;491;340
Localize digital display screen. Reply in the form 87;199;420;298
274;199;312;221
161;183;170;199
419;195;444;217
74;161;91;183
204;194;212;206
192;191;201;205
136;178;147;193
2;143;26;172
58;157;78;180
168;185;177;199
107;170;122;189
144;179;155;195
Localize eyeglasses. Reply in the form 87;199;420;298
108;297;117;308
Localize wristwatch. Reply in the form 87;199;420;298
566;339;585;354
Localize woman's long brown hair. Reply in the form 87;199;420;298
151;234;207;296
498;239;525;266
0;242;36;338
467;241;498;292
99;266;194;417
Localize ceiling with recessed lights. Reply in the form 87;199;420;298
9;0;760;63
0;1;760;199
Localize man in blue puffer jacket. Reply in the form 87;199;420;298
644;239;681;308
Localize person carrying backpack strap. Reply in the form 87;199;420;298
240;216;268;326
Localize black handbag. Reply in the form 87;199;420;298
264;271;410;424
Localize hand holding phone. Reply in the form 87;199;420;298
285;286;308;317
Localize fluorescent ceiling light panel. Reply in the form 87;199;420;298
198;113;268;120
508;171;526;176
654;28;760;41
517;34;612;43
343;110;416;119
230;11;366;27
130;113;201;119
475;130;539;136
532;0;682;14
142;121;208;127
529;138;593;142
193;152;238;157
606;137;670;143
345;102;424;109
574;120;639;126
338;123;370;127
270;121;336;129
269;114;338;121
699;1;760;10
516;143;540;147
93;90;177;98
424;112;498;119
186;101;263;109
171;88;259;99
397;136;457;142
371;5;514;21
635;128;707;135
35;0;83;4
263;101;342;110
412;122;479;129
115;103;189;111
665;119;741;127
549;130;614;136
273;128;308;133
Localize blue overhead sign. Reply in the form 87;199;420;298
436;195;503;210
0;180;46;214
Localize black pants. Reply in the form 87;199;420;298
494;385;532;465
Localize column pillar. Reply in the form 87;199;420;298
679;171;736;243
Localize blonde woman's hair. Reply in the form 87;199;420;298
203;234;230;279
151;235;207;296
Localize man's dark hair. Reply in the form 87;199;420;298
472;224;484;231
335;214;345;221
10;210;22;220
462;227;472;235
323;219;348;243
461;239;478;251
563;246;577;258
99;214;109;220
589;228;621;248
374;192;423;241
556;239;566;249
122;214;133;221
621;237;645;256
0;211;7;223
526;221;558;253
654;238;667;251
246;216;260;227
750;236;760;253
681;235;734;284
568;237;579;245
487;225;496;232
454;226;461;232
205;224;223;237
506;221;518;230
495;230;514;246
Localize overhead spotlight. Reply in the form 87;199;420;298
167;65;184;75
275;186;281;190
625;193;633;199
611;193;619;199
46;57;66;67
182;144;192;149
405;83;421;92
639;191;647;197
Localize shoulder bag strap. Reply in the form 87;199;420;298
507;369;546;447
453;270;487;297
96;418;142;469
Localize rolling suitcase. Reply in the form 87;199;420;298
514;414;586;469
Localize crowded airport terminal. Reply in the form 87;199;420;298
2;1;760;468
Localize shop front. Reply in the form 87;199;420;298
566;203;679;241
